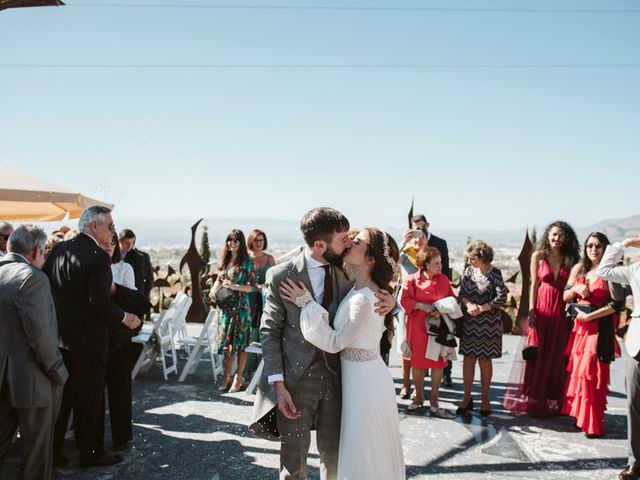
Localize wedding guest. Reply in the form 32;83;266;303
104;235;145;452
397;228;427;398
504;220;580;417
245;229;276;374
562;232;619;438
401;246;455;418
63;229;79;241
46;206;141;468
409;214;454;387
597;235;640;480
44;232;64;261
0;225;67;480
208;229;256;393
457;241;508;416
119;229;154;299
0;222;14;257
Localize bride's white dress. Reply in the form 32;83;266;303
300;287;405;480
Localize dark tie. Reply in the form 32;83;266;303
321;264;333;310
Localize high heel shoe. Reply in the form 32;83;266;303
455;399;474;415
218;374;233;392
228;374;244;393
399;388;411;400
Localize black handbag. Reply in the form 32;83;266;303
565;303;593;332
214;287;234;309
522;345;538;362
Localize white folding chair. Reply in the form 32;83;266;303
178;309;223;382
244;343;263;395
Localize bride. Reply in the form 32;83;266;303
281;228;406;480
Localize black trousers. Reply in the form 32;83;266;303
53;350;106;457
106;342;133;446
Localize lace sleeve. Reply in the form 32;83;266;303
300;293;372;353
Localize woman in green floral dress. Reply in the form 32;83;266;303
209;229;256;392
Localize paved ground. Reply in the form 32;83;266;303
0;335;630;479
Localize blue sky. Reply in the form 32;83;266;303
1;0;639;231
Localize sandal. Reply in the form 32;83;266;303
430;407;455;419
218;374;233;392
407;401;424;412
399;388;411;400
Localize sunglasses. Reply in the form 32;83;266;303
227;238;240;244
585;243;603;249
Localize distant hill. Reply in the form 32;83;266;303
580;214;640;241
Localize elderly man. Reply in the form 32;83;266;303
598;236;640;480
0;222;14;257
0;225;68;480
45;206;141;468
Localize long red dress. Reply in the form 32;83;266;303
520;258;571;417
561;275;620;435
400;271;454;369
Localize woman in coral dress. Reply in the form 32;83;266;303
562;232;620;437
505;221;580;417
401;246;455;418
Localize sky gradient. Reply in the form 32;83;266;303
2;0;639;231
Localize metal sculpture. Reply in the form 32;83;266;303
514;229;534;332
0;0;63;11
180;219;208;323
407;196;414;228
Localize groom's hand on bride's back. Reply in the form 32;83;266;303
374;289;396;316
275;381;302;420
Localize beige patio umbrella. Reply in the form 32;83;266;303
0;166;114;221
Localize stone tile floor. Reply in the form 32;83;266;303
0;335;629;479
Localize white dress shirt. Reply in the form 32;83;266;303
597;242;640;356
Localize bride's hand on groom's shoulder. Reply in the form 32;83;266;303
374;289;395;316
280;278;310;306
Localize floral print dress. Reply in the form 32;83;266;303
216;258;256;355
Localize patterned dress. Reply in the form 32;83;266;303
459;266;508;358
215;258;256;355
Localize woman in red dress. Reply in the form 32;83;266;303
505;220;580;417
401;246;455;418
562;232;620;437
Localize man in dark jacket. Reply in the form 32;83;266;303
119;229;154;299
45;206;141;468
0;225;68;480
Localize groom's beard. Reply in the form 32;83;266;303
324;245;345;268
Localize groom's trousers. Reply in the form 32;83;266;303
277;359;341;480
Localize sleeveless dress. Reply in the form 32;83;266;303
561;275;620;435
458;266;508;359
507;258;570;417
300;287;405;480
215;258;256;355
400;272;454;369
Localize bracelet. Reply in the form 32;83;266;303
295;291;313;308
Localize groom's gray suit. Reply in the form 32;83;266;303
249;251;352;480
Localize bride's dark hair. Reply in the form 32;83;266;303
364;228;400;341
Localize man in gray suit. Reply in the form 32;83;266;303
249;208;395;480
598;236;640;480
0;225;68;480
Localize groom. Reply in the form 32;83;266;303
249;207;395;480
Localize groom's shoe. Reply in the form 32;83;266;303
619;466;640;480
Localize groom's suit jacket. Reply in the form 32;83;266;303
249;251;353;441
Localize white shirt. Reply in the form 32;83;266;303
597;242;640;356
304;249;329;305
111;261;136;290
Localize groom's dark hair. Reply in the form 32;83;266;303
300;208;350;247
